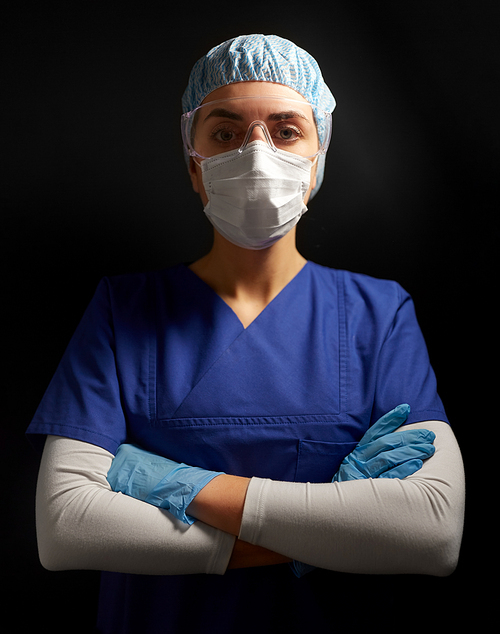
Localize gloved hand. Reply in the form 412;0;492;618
291;404;436;578
107;444;224;525
333;403;435;482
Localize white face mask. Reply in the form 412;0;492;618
198;141;314;250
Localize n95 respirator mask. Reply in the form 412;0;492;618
198;141;315;250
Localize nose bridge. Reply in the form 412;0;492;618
240;120;277;153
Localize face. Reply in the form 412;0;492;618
188;82;318;205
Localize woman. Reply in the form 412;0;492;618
27;35;465;633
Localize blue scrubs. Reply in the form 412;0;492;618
27;261;448;633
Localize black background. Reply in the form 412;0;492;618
3;1;496;630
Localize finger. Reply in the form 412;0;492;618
359;404;410;445
359;443;436;478
354;429;435;461
332;463;365;482
378;459;424;480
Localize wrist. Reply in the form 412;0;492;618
227;539;291;569
186;474;250;536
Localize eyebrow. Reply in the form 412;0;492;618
203;108;310;123
267;110;309;122
203;108;244;122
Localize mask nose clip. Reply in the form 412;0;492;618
239;121;278;153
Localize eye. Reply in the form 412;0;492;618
275;126;301;143
214;129;235;142
209;124;240;145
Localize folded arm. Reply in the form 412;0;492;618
36;421;464;577
35;435;236;575
189;421;465;577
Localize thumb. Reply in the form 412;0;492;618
359;404;411;445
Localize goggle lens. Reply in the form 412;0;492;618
181;96;332;160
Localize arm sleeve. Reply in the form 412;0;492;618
372;285;448;425
239;421;465;577
35;435;236;575
26;278;129;454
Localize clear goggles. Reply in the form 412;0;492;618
181;95;332;160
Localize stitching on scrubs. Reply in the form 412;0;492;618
151;414;347;428
338;270;348;417
33;423;119;449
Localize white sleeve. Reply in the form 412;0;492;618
35;435;236;575
239;421;465;577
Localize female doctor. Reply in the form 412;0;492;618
28;35;465;633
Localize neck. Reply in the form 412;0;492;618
189;229;307;327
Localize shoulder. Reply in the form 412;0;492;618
98;264;187;305
81;265;189;331
307;261;409;308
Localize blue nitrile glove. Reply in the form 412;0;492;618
290;404;436;578
107;444;224;525
333;403;435;482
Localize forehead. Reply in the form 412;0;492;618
197;83;316;126
200;81;309;105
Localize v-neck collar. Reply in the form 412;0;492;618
182;261;310;330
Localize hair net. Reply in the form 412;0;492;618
182;34;336;199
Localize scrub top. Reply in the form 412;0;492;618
27;261;448;633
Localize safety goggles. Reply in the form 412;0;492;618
181;96;332;160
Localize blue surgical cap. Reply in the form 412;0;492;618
182;34;336;199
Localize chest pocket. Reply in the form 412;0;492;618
295;439;358;483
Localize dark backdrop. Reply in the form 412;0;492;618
3;1;496;630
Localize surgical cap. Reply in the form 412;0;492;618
182;34;336;199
